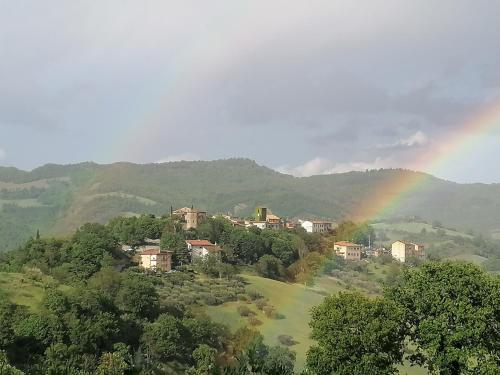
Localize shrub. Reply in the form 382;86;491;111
199;293;219;306
247;289;263;301
248;316;263;326
237;294;248;301
237;305;253;317
278;334;297;346
255;299;268;310
256;255;285;280
263;305;277;319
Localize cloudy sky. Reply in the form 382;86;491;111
1;0;500;183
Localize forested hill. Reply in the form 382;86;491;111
1;158;500;251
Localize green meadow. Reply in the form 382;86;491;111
207;273;427;374
0;272;48;312
0;272;70;313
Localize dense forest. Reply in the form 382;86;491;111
2;159;500;252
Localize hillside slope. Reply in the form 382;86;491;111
1;158;500;251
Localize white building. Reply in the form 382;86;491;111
391;240;425;263
300;220;333;233
334;241;363;260
245;221;267;230
186;240;221;261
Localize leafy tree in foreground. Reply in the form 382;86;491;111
0;351;24;375
96;351;130;375
306;292;405;375
262;345;295;375
115;272;160;320
186;344;218;375
386;261;500;374
141;314;190;363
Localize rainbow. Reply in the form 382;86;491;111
243;100;500;360
351;100;500;221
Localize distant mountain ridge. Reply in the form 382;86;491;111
1;158;500;251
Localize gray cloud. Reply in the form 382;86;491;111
1;0;500;182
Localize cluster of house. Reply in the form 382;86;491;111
332;240;425;262
221;206;334;234
132;206;426;272
137;239;221;272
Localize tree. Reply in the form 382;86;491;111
255;255;285;280
96;352;129;375
0;351;24;375
335;220;375;246
196;217;232;244
306;292;405;375
141;314;190;363
115;272;160;320
262;346;295;375
182;318;228;351
386;262;500;374
186;345;218;375
194;254;235;279
65;223;121;280
270;239;297;266
0;300;17;348
161;232;189;266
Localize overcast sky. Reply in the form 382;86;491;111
1;0;500;183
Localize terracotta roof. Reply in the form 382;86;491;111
186;240;215;247
266;214;281;221
141;247;173;255
312;220;333;225
334;241;362;247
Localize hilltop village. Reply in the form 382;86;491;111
131;206;425;273
0;203;496;375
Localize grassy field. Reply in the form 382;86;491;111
207;273;427;374
0;272;48;311
0;198;45;208
84;192;158;206
373;221;472;240
208;274;333;370
0;272;70;312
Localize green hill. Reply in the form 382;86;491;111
1;158;500;251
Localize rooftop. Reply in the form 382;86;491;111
393;240;425;247
334;241;362;247
186;239;215;247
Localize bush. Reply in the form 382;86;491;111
237;305;253;317
278;334;297;346
247;289;263;301
255;299;268;310
237;294;248;301
248;316;262;326
256;255;285;280
199;293;219;306
263;305;277;319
